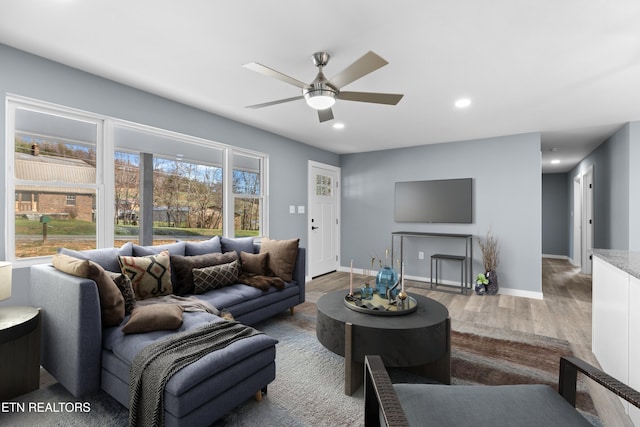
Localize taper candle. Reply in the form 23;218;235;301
401;262;405;293
350;259;353;295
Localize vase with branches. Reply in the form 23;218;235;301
479;228;500;295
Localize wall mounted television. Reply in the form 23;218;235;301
394;178;473;223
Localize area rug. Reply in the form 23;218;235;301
449;320;598;419
3;301;600;426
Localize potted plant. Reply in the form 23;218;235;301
479;228;500;295
475;273;488;295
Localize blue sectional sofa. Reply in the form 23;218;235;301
30;236;305;426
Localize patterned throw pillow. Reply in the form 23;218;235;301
107;271;136;315
118;250;172;300
192;260;240;294
170;251;238;295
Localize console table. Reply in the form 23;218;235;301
391;231;473;292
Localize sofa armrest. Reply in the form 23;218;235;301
559;356;640;409
364;355;409;427
29;264;103;397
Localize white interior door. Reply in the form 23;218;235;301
572;175;582;268
582;166;594;274
308;161;340;278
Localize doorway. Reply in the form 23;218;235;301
308;161;340;278
572;165;594;274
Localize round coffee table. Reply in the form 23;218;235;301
316;290;450;395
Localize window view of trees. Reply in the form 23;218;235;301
10;102;267;260
114;152;262;243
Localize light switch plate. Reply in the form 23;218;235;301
297;206;305;214
289;205;296;214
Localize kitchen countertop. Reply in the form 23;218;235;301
592;249;640;280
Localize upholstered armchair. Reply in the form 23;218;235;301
364;355;640;427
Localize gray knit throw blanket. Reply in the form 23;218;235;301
129;320;263;427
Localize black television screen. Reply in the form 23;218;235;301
394;178;473;223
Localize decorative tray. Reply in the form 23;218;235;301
344;290;417;316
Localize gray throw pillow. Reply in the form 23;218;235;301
185;236;222;256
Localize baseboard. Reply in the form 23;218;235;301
498;287;544;300
542;254;569;260
337;266;544;299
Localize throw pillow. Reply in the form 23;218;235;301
240;251;269;275
86;261;125;327
260;237;299;281
118;250;172;300
192;260;240;294
58;242;133;272
220;236;255;257
185;236;222;256
52;253;91;277
121;304;183;334
107;271;136;315
170;251;238;295
132;241;186;256
52;254;125;327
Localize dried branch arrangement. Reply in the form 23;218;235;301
479;228;500;272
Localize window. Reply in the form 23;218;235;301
7;98;268;262
232;152;265;237
9;103;101;260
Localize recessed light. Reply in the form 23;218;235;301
455;98;471;108
332;123;345;130
551;159;560;164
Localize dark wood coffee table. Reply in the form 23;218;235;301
316;290;450;395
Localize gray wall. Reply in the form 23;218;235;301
629;122;640;251
568;123;630;255
542;173;569;257
0;44;339;306
341;132;543;295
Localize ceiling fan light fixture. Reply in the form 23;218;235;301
304;89;337;110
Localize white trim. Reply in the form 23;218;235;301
337;266;544;299
498;287;544;300
542;254;569;260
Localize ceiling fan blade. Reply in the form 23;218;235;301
243;62;308;89
329;51;388;89
338;91;404;105
318;108;334;123
246;96;304;109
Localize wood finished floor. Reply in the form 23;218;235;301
307;257;632;427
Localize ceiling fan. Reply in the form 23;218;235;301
243;51;404;123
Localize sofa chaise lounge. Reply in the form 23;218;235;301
30;236;305;426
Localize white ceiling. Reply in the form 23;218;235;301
2;0;640;173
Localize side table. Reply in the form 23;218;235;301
0;306;41;399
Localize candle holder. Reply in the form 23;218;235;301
360;285;374;300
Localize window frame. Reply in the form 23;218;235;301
6;97;106;266
5;96;269;265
